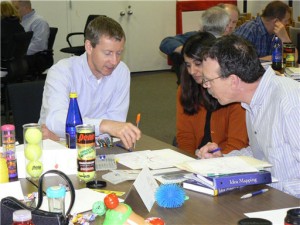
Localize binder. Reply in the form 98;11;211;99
182;179;240;196
194;170;272;189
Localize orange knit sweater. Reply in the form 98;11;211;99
176;87;248;155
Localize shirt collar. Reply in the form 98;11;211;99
257;16;273;38
22;9;35;21
242;66;274;110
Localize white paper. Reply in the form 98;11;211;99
16;139;77;178
0;181;24;201
245;206;300;224
38;188;124;214
116;149;195;170
133;167;159;212
176;156;272;176
151;168;190;184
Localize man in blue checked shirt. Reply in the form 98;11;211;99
234;1;298;61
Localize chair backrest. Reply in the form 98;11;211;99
4;31;33;82
7;80;45;143
289;27;300;47
83;15;100;35
12;31;33;58
48;27;58;50
294;21;300;28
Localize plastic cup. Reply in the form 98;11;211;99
23;123;43;180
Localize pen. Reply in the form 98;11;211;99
209;147;221;154
115;143;132;152
240;188;269;199
133;113;141;149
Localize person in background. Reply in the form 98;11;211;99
233;1;296;60
218;3;240;35
160;6;230;56
1;1;25;63
177;32;248;155
160;6;230;84
39;16;141;149
12;0;51;78
197;35;300;197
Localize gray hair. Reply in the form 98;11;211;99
199;6;230;37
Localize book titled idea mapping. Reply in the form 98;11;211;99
194;170;272;189
182;179;240;196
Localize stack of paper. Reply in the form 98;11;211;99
284;67;300;81
176;156;272;176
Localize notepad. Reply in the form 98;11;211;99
176;156;272;176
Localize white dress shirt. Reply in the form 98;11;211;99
39;53;130;137
227;67;300;197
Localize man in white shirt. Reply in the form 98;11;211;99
39;16;141;149
197;35;300;197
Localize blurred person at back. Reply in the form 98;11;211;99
218;3;240;35
234;1;296;59
160;6;230;84
177;32;248;155
12;0;51;78
1;1;25;63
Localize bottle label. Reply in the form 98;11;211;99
77;159;95;172
66;127;77;149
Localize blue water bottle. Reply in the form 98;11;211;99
271;36;282;71
66;92;83;149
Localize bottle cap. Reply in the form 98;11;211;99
13;209;32;222
1;124;15;131
238;218;272;225
69;92;78;98
46;185;66;198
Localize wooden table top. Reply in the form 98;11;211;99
21;135;300;225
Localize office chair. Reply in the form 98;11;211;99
1;31;33;83
30;27;58;80
60;15;100;56
7;80;45;144
1;31;33;121
289;26;300;63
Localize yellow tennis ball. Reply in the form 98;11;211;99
26;160;43;178
25;144;42;161
25;128;42;144
77;171;95;182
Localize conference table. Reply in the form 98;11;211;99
22;135;299;224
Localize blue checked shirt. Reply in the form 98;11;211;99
234;17;278;57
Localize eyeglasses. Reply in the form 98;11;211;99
202;76;222;87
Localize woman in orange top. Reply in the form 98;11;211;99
176;32;248;155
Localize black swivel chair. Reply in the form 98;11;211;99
1;31;33;121
29;27;58;80
7;80;45;144
60;15;100;56
1;31;33;83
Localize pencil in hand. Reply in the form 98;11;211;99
134;113;141;149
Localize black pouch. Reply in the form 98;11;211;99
0;170;75;225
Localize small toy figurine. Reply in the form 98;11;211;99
102;193;165;225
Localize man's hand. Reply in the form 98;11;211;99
41;124;60;141
274;20;291;43
195;142;223;159
100;120;141;149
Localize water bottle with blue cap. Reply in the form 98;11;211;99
46;185;66;214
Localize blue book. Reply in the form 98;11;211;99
195;170;272;189
182;179;240;196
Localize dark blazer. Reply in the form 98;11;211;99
1;16;25;60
